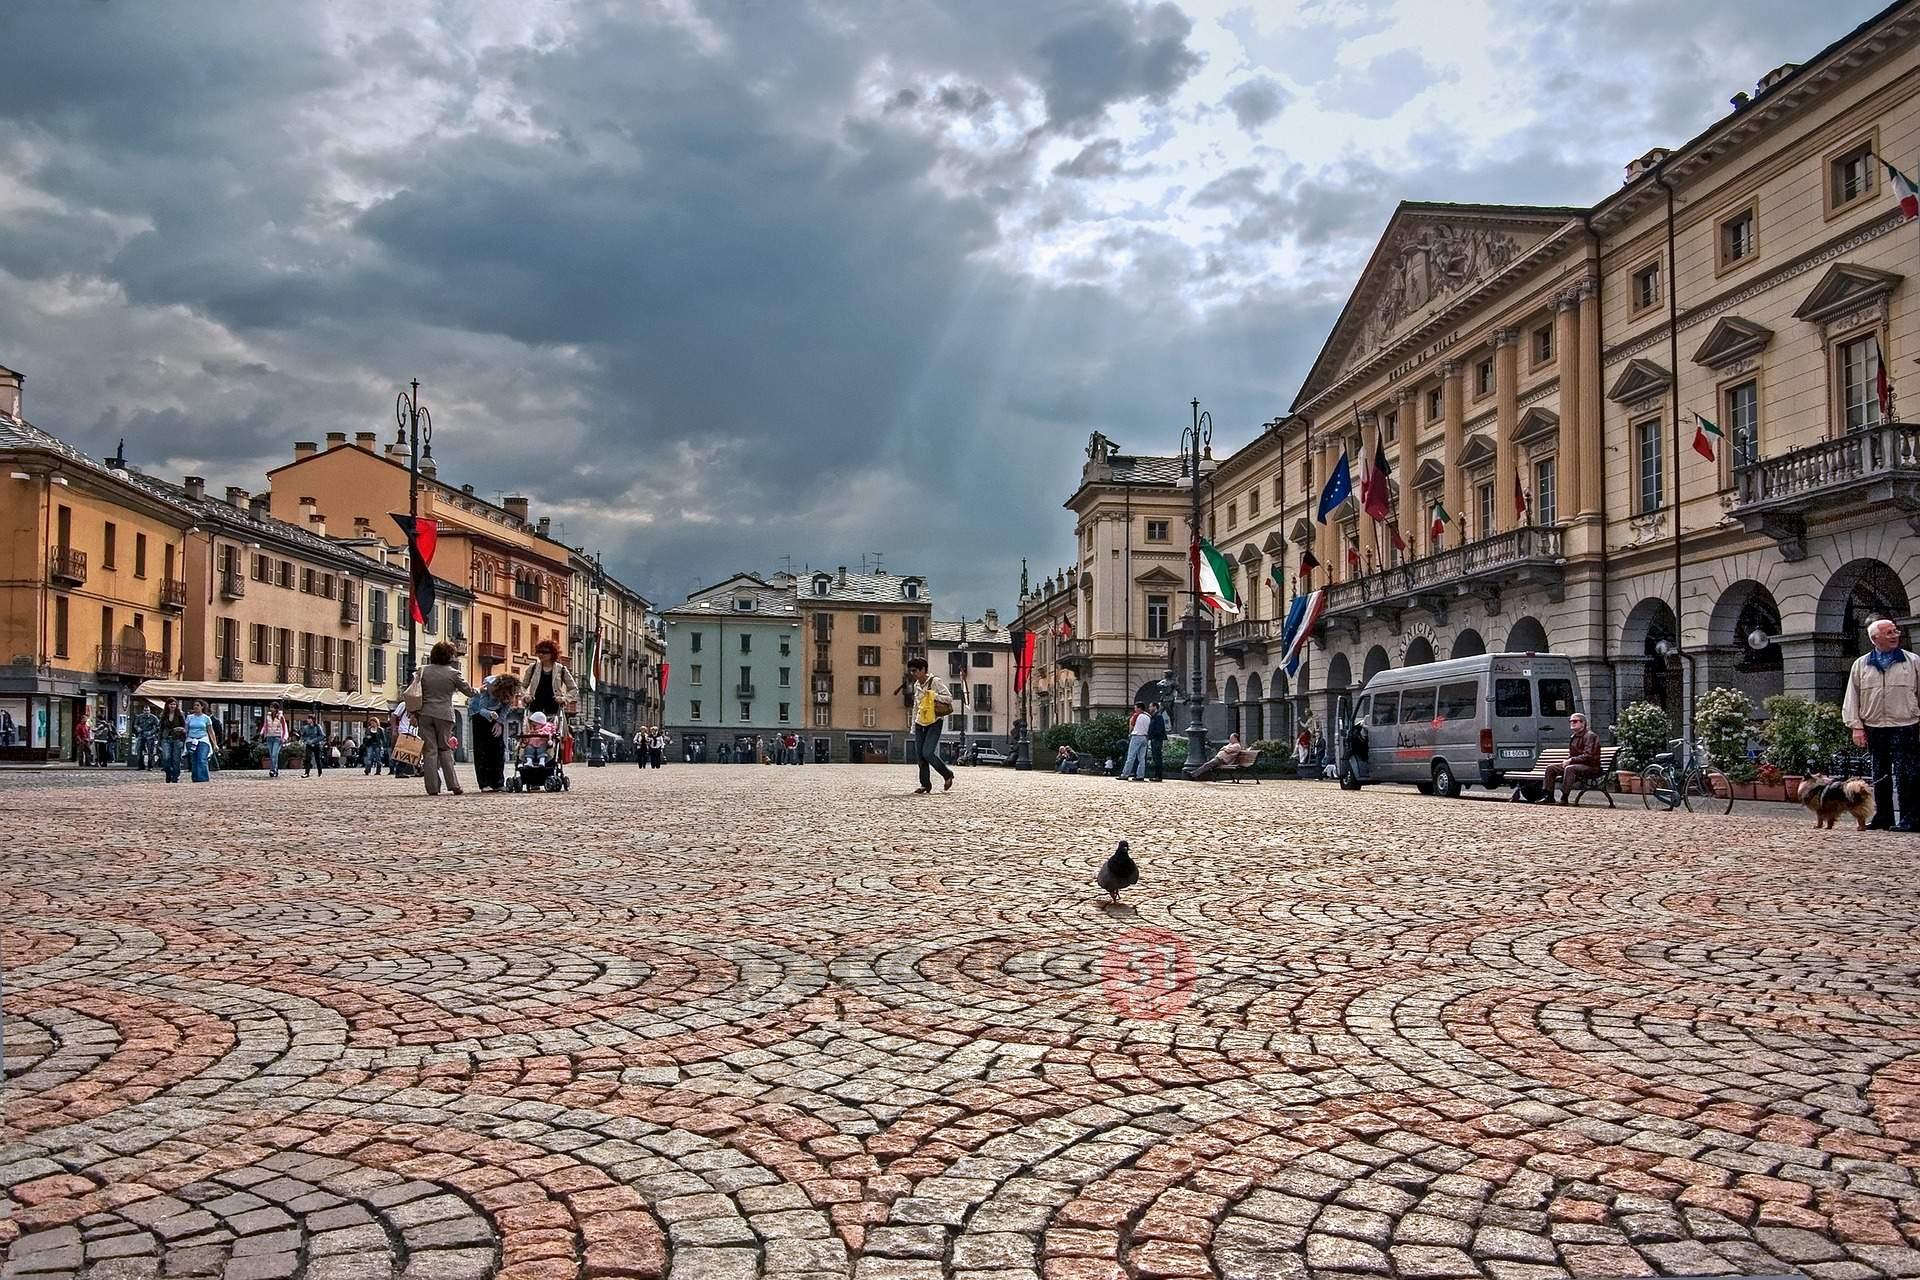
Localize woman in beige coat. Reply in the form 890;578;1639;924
417;640;479;796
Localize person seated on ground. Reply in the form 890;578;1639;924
1055;744;1081;774
1185;733;1258;781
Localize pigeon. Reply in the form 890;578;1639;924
1096;840;1138;904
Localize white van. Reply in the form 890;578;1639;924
1341;652;1582;797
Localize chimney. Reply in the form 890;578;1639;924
294;440;318;460
984;608;999;630
308;513;327;537
837;565;848;585
1756;62;1799;96
354;431;377;450
503;495;530;522
298;496;318;526
325;431;347;449
354;517;372;537
225;485;248;509
536;516;551;537
1624;147;1671;184
249;494;270;519
0;365;20;418
184;476;206;500
461;483;475;495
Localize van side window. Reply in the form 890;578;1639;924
1370;693;1399;726
1495;678;1533;716
1437;681;1478;721
1538;678;1575;716
1402;687;1436;724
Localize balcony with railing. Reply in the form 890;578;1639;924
340;595;360;625
372;619;393;644
96;645;171;678
736;683;757;699
159;578;189;611
478;641;508;665
219;569;246;600
221;656;246;681
338;670;361;693
1731;422;1920;561
1056;636;1093;671
48;546;86;586
302;665;329;687
274;661;291;682
1216;619;1278;659
1323;524;1566;625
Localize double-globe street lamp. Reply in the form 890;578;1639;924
395;380;432;682
1175;399;1219;767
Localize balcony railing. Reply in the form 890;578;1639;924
219;569;246;600
159;578;189;611
48;546;86;586
1324;524;1566;622
372;619;393;644
221;656;245;681
1731;422;1920;561
340;596;360;625
302;665;330;686
338;671;361;693
1057;637;1093;671
478;641;508;664
736;683;756;698
96;645;170;678
1217;619;1278;658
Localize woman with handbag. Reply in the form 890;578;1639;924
906;656;956;794
412;641;479;796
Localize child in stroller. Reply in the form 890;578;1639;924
507;710;570;792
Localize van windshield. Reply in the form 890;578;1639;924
1494;678;1532;716
1539;678;1575;716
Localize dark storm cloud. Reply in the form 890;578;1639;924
1222;77;1290;131
1033;1;1203;132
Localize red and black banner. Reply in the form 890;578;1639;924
1011;629;1036;693
391;513;439;624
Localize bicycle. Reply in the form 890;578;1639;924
1640;737;1734;814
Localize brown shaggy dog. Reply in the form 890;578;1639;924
1798;774;1876;830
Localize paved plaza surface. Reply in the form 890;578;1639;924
4;765;1920;1280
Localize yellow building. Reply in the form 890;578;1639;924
0;376;192;761
266;432;572;680
797;566;932;762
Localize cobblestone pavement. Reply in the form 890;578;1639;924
5;764;1920;1280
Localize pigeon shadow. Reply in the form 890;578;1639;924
1096;900;1139;917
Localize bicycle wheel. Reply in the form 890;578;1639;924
1640;763;1679;810
1681;767;1734;814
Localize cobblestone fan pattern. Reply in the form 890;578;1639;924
5;767;1920;1280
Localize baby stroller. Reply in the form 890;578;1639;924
504;709;571;793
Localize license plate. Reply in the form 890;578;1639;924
1499;747;1534;759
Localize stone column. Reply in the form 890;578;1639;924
1494;327;1520;531
1780;633;1851;706
1442;363;1465;547
1356;410;1378;571
1554;291;1582;522
1396;390;1418;559
1578;280;1603;518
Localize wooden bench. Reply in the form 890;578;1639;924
1505;746;1618;807
1184;751;1264;783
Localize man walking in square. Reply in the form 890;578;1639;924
1119;702;1150;781
1844;618;1919;832
1147;700;1169;782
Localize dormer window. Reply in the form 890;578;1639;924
902;579;921;600
812;575;831;596
734;596;755;612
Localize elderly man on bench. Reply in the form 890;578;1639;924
1542;712;1602;803
1185;733;1258;781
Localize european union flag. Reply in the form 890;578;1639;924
1316;449;1352;523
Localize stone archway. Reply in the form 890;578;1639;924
1620;598;1679;719
1362;644;1391;686
1224;675;1240;740
1708;579;1784;708
1450;629;1487;660
1322;652;1352;747
1405;635;1435;666
1818;558;1912;661
1505;616;1549;655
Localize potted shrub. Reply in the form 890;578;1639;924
1694;687;1755;797
1760;694;1850;799
1612;701;1670;793
1756;761;1786;801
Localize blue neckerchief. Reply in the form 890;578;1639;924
1866;647;1908;674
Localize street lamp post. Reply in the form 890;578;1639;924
395;381;432;681
587;552;607;767
956;616;969;763
1178;399;1217;766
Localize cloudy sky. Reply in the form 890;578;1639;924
0;0;1882;613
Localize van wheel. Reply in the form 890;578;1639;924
1432;760;1460;798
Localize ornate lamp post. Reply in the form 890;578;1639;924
1177;399;1218;766
587;552;607;767
395;380;432;681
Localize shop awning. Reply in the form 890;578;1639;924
132;680;393;712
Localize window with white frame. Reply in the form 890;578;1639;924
689;699;701;721
1146;519;1169;542
1631;260;1661;312
1476;482;1494;539
1534;457;1556;527
1726;380;1759;468
1832;143;1875;209
1475;359;1492;397
1719;206;1755;267
860;707;876;728
689;664;702;685
1840;334;1883;433
739;701;751;721
1635;418;1664;512
814;705;830;726
1146;594;1170;639
972;714;992;733
1426;387;1443;421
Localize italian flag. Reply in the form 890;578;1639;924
1692;411;1723;461
1429;500;1449;541
1885;155;1919;220
1194;536;1240;615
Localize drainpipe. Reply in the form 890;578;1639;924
1652;161;1696;762
1581;212;1618;727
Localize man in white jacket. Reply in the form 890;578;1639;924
1842;618;1919;832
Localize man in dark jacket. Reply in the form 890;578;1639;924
1147;701;1170;782
1543;712;1602;804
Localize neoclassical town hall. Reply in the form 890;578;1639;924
1018;2;1920;742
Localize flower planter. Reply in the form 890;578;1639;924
1731;782;1758;801
1617;771;1638;795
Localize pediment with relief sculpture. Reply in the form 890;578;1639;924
1293;202;1582;410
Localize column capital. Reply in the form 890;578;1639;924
1441;360;1466;378
1357;409;1378;428
1578;276;1599;301
1396;388;1419;404
1555;288;1581;312
1493;327;1520;348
